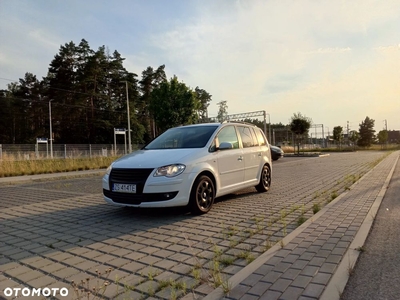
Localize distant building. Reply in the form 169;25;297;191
388;130;400;143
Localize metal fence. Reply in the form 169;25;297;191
0;144;143;160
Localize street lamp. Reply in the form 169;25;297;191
265;112;271;144
121;81;132;153
325;127;330;148
49;99;54;158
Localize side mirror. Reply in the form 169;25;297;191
218;142;233;150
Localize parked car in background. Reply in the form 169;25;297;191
270;145;284;161
103;121;272;214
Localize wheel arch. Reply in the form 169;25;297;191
192;170;217;195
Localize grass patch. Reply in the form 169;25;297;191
356;246;366;252
312;203;321;214
0;156;118;177
297;215;307;226
328;191;338;202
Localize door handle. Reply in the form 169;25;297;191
238;156;243;161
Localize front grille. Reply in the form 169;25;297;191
109;168;153;193
103;189;178;204
106;168;179;205
109;168;154;183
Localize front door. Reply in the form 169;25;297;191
215;126;244;192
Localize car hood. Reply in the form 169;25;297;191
111;149;200;169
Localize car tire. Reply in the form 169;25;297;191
255;164;271;192
189;175;215;214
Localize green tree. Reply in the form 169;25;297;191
216;101;228;122
357;116;375;147
0;38;213;145
2;73;46;144
194;87;212;122
333;126;344;149
377;130;388;148
149;76;199;133
289;112;312;154
0;88;17;143
45;40;83;143
44;39;140;144
349;130;359;150
243;118;264;129
139;65;167;142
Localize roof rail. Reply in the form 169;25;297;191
222;120;257;126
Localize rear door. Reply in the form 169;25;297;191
255;128;271;163
237;126;261;183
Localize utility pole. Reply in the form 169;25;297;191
385;119;388;148
49;100;54;158
121;81;132;153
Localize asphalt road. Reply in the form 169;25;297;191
341;155;400;300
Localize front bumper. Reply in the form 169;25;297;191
102;172;194;208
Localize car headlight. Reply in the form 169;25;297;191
105;163;113;175
154;164;186;177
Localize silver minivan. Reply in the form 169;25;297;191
103;121;272;214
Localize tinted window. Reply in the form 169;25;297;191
145;125;218;149
255;129;267;146
250;128;259;146
238;126;255;148
216;126;239;149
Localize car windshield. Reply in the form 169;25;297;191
144;125;218;149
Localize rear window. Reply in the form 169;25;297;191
144;125;218;149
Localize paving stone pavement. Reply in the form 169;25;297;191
0;151;398;300
207;151;399;300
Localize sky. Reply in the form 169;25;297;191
1;0;400;134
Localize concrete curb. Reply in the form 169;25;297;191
203;152;398;300
203;161;359;300
284;153;330;158
320;153;399;300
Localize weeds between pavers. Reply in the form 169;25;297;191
68;153;390;299
71;268;112;299
69;188;365;299
312;203;321;214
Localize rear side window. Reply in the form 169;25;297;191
250;128;259;146
255;129;267;146
238;126;256;148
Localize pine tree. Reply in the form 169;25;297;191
357;116;375;147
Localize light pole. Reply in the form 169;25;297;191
266;113;271;144
121;81;132;153
325;127;330;148
49;100;54;158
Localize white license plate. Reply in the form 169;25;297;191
113;183;136;193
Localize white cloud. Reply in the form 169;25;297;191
146;0;400;130
374;44;400;52
305;47;352;54
28;29;62;50
1;0;400;130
